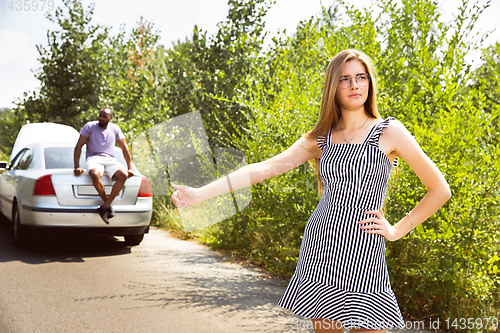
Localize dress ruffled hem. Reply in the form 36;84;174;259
278;274;405;330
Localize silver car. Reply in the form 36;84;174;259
0;123;152;247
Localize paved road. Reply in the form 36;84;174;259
0;217;434;333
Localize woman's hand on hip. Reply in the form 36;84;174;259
358;210;400;241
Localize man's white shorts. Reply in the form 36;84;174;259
86;155;126;179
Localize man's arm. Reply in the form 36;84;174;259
74;135;88;176
117;138;134;177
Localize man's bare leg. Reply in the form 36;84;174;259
89;168;111;223
102;169;128;209
89;169;107;202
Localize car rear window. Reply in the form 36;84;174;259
44;147;129;170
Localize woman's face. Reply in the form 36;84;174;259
336;59;370;113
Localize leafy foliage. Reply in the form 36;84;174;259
15;0;111;128
0;108;15;161
169;0;272;149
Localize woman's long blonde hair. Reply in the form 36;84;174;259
302;49;381;196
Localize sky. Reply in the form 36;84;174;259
0;0;498;109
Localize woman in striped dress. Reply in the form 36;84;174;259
171;49;451;332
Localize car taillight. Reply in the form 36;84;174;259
34;174;56;196
138;176;152;197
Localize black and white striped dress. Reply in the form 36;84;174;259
278;117;405;330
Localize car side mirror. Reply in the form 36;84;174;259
0;161;7;170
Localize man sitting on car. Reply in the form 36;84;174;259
73;107;134;224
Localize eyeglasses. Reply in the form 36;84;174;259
338;73;370;89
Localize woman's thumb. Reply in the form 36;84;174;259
171;182;186;189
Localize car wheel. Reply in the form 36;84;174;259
124;234;144;246
13;205;27;248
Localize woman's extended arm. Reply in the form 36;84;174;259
171;137;321;208
359;120;452;241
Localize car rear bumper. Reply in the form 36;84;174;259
21;224;150;236
20;204;152;229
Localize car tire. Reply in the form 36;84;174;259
124;234;144;246
13;205;27;248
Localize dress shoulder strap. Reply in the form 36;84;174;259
366;117;398;167
317;128;331;150
372;117;395;135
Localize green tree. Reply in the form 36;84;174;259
180;0;272;149
15;0;110;128
0;108;16;161
471;42;500;140
105;17;166;142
